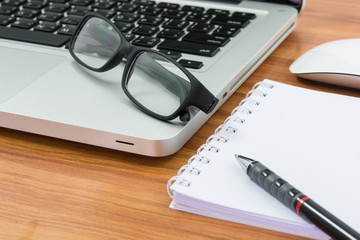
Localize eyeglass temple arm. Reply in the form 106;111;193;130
190;80;219;114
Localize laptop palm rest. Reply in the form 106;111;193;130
0;46;65;103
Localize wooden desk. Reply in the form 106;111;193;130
1;1;360;239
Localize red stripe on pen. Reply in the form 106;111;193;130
296;196;310;214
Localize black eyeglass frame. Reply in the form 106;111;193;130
69;13;219;121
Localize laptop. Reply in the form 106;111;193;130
0;0;305;156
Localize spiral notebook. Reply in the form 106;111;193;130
167;79;360;240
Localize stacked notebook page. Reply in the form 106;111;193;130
167;79;360;240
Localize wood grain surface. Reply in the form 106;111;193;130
1;0;360;239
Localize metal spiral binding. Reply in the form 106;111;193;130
167;176;191;198
167;81;274;199
177;165;201;176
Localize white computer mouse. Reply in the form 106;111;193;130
289;38;360;89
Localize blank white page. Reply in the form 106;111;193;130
169;79;360;239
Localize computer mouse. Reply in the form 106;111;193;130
289;38;360;89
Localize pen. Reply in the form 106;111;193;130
234;154;360;240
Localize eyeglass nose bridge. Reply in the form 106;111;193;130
99;40;135;72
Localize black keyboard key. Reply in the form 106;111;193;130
138;6;162;16
206;8;229;16
96;9;115;18
12;18;38;28
132;36;159;47
161;9;187;19
157;28;184;39
114;12;140;22
23;0;48;10
57;24;77;35
2;0;26;7
213;25;240;37
182;32;229;46
182;5;204;13
49;0;68;3
138;16;163;26
116;3;139;12
15;9;41;18
232;11;256;19
188;22;214;33
67;6;91;15
69;0;93;6
0;15;15;25
178;59;203;69
159;49;181;60
186;12;211;22
37;12;63;21
133;0;155;6
92;0;115;9
162;19;189;30
211;15;250;28
34;21;61;32
46;3;70;13
60;14;83;25
157;2;179;9
132;25;159;36
0;26;70;46
114;21;134;32
0;5;18;15
158;39;219;57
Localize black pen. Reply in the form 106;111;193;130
234;154;360;240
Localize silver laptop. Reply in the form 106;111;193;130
0;0;305;156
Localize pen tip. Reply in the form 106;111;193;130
234;154;254;170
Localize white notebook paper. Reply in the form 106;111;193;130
167;80;360;240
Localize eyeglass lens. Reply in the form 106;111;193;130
126;51;191;116
72;17;121;69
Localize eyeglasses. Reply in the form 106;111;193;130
69;13;219;122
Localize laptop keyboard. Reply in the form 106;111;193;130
0;0;256;69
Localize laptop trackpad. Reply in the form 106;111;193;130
0;46;66;103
